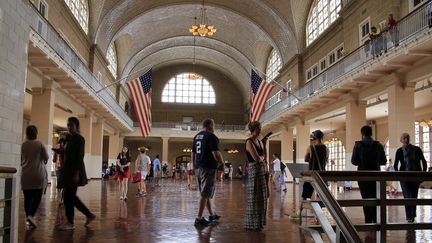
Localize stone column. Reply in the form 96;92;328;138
90;121;104;179
281;127;294;181
162;137;169;164
345;99;366;189
78;112;93;179
31;83;55;179
345;99;367;172
108;132;120;166
295;121;310;164
387;83;415;161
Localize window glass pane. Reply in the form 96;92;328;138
64;0;88;33
106;43;117;78
161;73;216;104
266;49;282;82
306;0;341;46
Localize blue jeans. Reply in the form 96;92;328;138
400;181;421;220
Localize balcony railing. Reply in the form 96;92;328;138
134;122;246;132
0;166;17;243
301;171;432;243
29;4;133;128
262;1;432;123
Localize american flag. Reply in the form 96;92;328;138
250;70;275;122
126;69;152;137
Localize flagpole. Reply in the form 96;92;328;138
95;65;153;94
252;68;301;101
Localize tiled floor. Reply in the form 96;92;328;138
18;178;432;242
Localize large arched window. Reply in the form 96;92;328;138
266;49;282;82
324;138;345;171
64;0;89;33
106;43;117;79
306;0;341;46
161;73;216;104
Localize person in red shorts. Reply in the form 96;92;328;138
116;147;131;201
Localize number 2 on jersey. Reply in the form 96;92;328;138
196;141;201;154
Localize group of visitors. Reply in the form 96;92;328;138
114;146;162;200
21;117;95;230
20;115;429;233
366;14;399;58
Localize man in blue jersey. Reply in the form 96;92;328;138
192;119;224;226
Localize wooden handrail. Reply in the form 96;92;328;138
302;171;432;182
0;167;17;174
310;171;362;243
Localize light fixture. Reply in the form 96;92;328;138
189;0;216;37
419;119;432;128
227;149;239;154
183;148;192;153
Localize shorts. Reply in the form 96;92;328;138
197;168;216;198
188;170;194;175
141;171;148;180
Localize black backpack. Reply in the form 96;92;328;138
280;161;287;171
357;141;385;170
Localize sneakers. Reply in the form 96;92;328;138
194;217;210;226
59;223;75;230
120;196;124;201
124;197;128;202
283;188;287;192
209;214;221;223
85;214;96;226
26;216;37;228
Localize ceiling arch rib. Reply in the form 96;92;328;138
93;0;298;64
120;36;254;80
130;46;249;100
109;5;274;72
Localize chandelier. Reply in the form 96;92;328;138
189;0;216;37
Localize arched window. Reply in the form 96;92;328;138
161;73;216;104
64;0;89;33
106;43;117;79
306;0;341;46
324;138;345;171
266;49;282;82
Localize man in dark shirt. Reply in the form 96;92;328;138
351;125;386;223
394;133;428;223
192;119;224;226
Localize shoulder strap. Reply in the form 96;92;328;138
311;145;322;170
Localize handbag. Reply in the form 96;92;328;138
132;171;142;184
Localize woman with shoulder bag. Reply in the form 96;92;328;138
302;130;328;200
58;117;95;230
21;125;49;229
244;121;268;231
116;147;131;201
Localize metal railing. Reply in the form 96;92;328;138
301;171;432;243
135;122;246;131
28;4;133;128
262;1;432;123
0;167;17;243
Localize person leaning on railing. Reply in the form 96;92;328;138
351;125;387;224
393;133;428;223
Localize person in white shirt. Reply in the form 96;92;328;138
271;153;287;192
135;148;150;196
187;161;195;189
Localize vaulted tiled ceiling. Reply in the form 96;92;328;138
87;0;308;100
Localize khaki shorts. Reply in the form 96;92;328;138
197;168;216;198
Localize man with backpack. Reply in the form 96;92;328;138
351;125;387;223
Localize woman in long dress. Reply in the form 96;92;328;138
244;121;268;231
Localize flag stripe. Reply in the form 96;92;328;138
127;82;146;137
249;69;275;122
126;69;152;137
131;80;150;136
132;79;151;135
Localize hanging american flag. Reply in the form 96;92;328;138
250;69;275;122
126;69;152;137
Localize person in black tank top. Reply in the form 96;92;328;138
244;121;268;231
302;130;328;200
